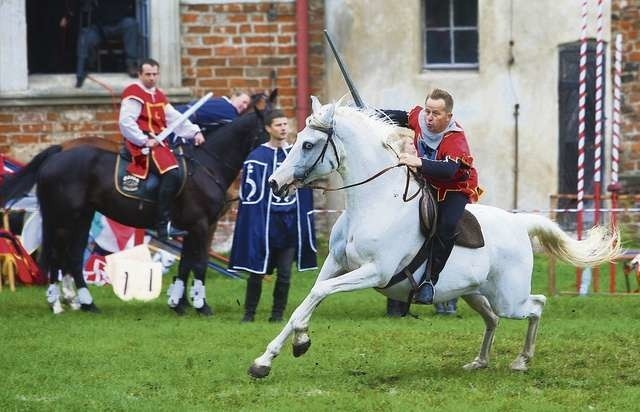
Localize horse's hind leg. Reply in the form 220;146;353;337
40;216;66;314
511;294;546;371
67;211;99;313
461;294;500;370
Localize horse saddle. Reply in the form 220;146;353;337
114;146;188;203
419;186;484;249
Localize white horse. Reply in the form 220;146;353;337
248;96;621;379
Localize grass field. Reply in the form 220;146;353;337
1;255;639;411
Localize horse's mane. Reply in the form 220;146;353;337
315;99;411;155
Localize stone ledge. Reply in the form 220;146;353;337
0;74;193;107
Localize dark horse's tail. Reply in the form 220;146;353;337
0;145;63;206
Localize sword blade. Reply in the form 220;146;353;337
155;92;213;142
324;30;365;108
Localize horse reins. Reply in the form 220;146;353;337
302;123;422;202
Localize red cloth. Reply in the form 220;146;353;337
0;229;45;285
121;84;178;178
408;106;481;202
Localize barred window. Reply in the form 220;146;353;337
423;0;478;69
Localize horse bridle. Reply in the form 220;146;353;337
301;122;421;202
300;123;341;180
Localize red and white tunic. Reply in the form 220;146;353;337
408;106;482;202
119;82;200;178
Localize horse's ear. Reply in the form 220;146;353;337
311;95;322;113
269;88;278;104
336;94;349;108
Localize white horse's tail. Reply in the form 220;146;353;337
516;213;622;267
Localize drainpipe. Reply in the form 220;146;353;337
295;0;310;131
513;103;520;210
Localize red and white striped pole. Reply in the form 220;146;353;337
592;0;604;292
608;32;622;293
576;0;588;291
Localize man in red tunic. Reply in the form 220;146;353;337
119;58;205;240
385;88;482;304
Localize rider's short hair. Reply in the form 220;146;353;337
426;88;454;113
265;110;286;126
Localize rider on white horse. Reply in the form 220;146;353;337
384;88;482;304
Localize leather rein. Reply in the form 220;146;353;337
301;123;423;202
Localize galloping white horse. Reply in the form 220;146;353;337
248;96;621;379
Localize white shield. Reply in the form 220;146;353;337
105;245;162;301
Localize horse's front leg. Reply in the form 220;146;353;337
249;261;382;379
291;254;346;357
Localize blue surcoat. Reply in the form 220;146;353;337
229;144;317;274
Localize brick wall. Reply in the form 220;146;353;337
0;0;327;252
180;0;326;125
612;0;640;185
0;104;120;162
179;0;327;251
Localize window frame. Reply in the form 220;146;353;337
422;0;479;70
0;0;184;105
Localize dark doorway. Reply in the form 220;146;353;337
557;40;606;230
26;0;147;75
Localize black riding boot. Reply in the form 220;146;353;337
269;279;290;322
414;235;456;305
156;169;187;240
242;275;262;322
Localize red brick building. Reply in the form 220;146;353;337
0;0;326;249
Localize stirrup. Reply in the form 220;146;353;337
413;281;434;305
157;221;188;240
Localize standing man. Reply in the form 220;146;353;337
119;58;205;240
385;88;482;304
229;110;317;323
176;90;251;132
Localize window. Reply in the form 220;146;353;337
423;0;478;69
26;0;148;75
0;0;180;97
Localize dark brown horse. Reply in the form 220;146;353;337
0;90;277;314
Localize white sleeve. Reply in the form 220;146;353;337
165;103;201;139
119;98;149;147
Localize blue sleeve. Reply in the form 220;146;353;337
380;110;409;127
420;158;460;179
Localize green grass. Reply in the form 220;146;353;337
1;255;639;411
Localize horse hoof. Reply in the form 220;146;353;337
170;304;187;316
50;301;64;315
248;363;271;379
462;358;488;370
80;303;100;313
196;303;213;317
510;356;529;372
293;340;311;358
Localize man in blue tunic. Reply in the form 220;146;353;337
175;90;251;132
229;110;317;322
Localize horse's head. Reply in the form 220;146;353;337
270;96;342;197
251;89;279;148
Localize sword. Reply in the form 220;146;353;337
323;30;365;108
154;92;213;142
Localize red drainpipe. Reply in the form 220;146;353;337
295;0;310;131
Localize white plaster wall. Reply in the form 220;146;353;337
325;0;611;210
0;0;28;92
